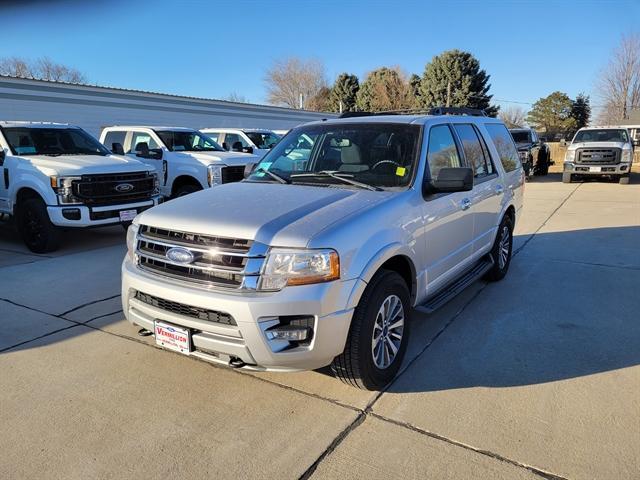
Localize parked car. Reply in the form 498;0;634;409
100;126;257;198
509;127;551;177
122;109;524;389
0;122;160;253
201;128;281;159
563;127;634;184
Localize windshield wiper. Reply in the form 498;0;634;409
290;171;382;191
252;167;290;184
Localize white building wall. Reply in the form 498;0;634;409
0;76;336;137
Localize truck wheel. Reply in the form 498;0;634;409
484;215;513;282
173;184;201;198
562;172;572;183
535;152;549;176
331;270;410;390
17;198;61;253
619;174;630;185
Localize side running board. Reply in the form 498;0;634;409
416;256;494;314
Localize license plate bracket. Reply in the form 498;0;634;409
119;209;138;222
154;321;192;354
590;166;602;173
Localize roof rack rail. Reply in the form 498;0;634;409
338;111;384;118
428;107;487;117
338;107;487;119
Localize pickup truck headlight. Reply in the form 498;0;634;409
621;150;632;163
50;176;82;204
565;150;576;163
151;172;159;193
126;222;139;261
207;164;225;187
259;248;340;291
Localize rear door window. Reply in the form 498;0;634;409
454;124;495;178
426;125;462;178
485;124;521;172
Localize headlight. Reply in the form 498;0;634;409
518;150;529;161
259;248;340;291
50;176;82;204
622;150;632;163
126;222;139;261
207;164;225;187
151;172;159;192
565;150;576;162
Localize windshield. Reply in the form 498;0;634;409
246;131;281;149
510;130;531;144
155;130;225;152
3;127;110;156
573;129;629;143
247;123;421;190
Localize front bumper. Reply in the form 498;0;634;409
121;257;361;371
564;162;631;175
47;196;161;227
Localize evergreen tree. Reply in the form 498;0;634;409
571;93;591;131
330;73;359;112
356;67;414;112
526;91;577;137
418;49;498;116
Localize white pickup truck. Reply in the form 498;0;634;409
201;128;281;159
100;126;257;198
0;122;160;253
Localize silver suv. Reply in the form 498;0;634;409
122;109;524;389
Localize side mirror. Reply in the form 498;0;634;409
242;146;254;154
0;149;5;166
424;167;474;195
112;142;125;155
148;148;163;160
244;162;256;179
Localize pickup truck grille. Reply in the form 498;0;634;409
221;165;245;183
577;148;620;164
135;225;266;290
73;172;155;205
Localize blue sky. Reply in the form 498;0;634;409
0;0;638;112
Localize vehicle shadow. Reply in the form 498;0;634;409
385;225;640;393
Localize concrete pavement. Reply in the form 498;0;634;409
0;173;638;479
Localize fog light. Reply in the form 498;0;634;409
265;325;312;342
62;208;81;220
621;165;628;171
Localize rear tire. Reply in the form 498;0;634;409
484;215;513;282
535;152;549;176
562;172;572;183
16;198;61;253
331;270;410;390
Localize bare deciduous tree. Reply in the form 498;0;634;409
596;33;640;123
0;56;86;83
264;57;327;109
499;106;527;128
225;92;249;103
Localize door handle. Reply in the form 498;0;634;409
494;184;504;195
461;198;471;210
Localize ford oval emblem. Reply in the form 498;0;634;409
166;247;194;264
115;183;134;193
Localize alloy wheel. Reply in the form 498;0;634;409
371;294;405;369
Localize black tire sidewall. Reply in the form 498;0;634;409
486;215;514;281
174;184;200;198
17;198;60;253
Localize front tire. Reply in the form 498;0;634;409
173;184;201;198
484;215;513;282
619;174;630;185
562;172;572;183
16;198;61;253
331;270;410;390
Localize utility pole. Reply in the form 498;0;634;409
339;100;343;114
299;93;304;110
446;81;451;108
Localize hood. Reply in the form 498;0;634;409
568;141;630;151
23;154;151;176
137;182;393;247
181;151;258;167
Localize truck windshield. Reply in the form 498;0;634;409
573;129;629;143
245;131;281;149
247;123;421;190
155;130;225;152
3;127;110;156
510;130;531;143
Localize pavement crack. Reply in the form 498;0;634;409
0;324;81;353
59;294;121;317
369;412;570;480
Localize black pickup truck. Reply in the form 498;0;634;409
509;128;552;176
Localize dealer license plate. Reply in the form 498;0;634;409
154;321;192;354
119;209;138;222
590;166;602;173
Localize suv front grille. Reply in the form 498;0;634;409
577;148;620;164
73;172;155;205
133;290;236;325
135;225;266;289
221;165;245;184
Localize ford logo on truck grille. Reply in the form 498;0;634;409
166;247;195;264
115;183;134;192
